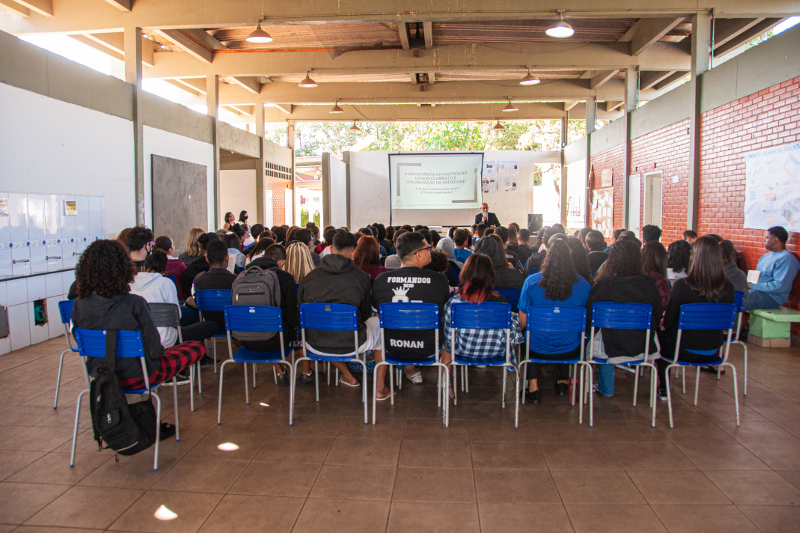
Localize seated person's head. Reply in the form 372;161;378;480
424;248;449;274
264;244;287;267
613;228;625;243
667;240;692;273
154;236;174;255
458;252;496;304
641;225;662;243
401;224;414;232
116;227;133;247
641;241;668;277
323;228;337;245
247;238;274;259
488;233;505;251
720;239;738;264
595;239;643;282
198;232;220;252
206;240;229;268
230;224;246;241
579;227;591;243
476;223;486;237
223;233;240;250
705;234;723;244
331;230;358;256
352;236;381;267
686;236;727;301
585;230;606;252
250;224;265;240
144;249;168;274
127;226;154;254
454;228;471;248
495;226;509;243
683;229;698;243
518;228;530;244
76;240;135;299
291;228;314;248
484;228;495;236
396;231;430;266
540;239;577;301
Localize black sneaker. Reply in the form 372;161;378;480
657;387;668;401
168;374;191;385
199;356;215;367
159;422;176;440
276;373;290;387
523;389;541;404
299;372;315;387
555;382;569;396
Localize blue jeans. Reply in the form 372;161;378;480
597;364;614;397
743;290;782;312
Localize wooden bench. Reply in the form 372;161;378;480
748;308;800;347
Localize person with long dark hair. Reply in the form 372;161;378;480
440;253;524;366
518;239;592;404
222;211;235;230
71;240;207;397
667;240;692;283
352;235;388;280
182;232;221;297
586;239;662;397
641;241;671;310
567;236;594;286
656;236;736;397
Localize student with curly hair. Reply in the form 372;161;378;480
71;240;206;390
667;240;692;283
518;239;592;404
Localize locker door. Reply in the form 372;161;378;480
88;196;102;242
0;192;10;277
27;194;47;274
75;196;90;242
61;195;76;241
62;242;77;270
44;194;62;243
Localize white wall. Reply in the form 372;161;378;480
328;156;348;228
143;125;214;231
220;169;257;227
347;150;561;229
0;82;134;237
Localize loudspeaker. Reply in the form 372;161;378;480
528;214;543;232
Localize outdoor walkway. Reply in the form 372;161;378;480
0;337;798;532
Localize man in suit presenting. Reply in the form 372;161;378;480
475;203;500;228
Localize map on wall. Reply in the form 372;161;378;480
744;142;800;232
592;187;614;237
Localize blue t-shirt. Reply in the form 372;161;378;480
518;272;592;355
454;248;473;263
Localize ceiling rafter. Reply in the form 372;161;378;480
589;69;620;89
620;17;685;55
152;29;215;63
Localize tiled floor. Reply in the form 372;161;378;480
1;337;800;532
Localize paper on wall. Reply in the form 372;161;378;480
483;160;496;176
744;142;800;232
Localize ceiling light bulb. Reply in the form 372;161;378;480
298;72;317;88
246;22;273;44
546;13;574;38
330;102;343;113
493;121;504;130
503;101;518;112
520;70;540;85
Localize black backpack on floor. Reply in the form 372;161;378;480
89;330;157;457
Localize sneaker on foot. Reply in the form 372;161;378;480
523;389;541;404
276;373;289;387
299;372;314;387
657;387;668;401
199;356;215;367
404;369;423;385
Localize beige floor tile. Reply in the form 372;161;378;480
651;504;760;533
229;461;320;497
108;490;222;533
607;441;697;470
0;406;59;427
470;441;547;470
292;498;390;533
326;437;401;466
9;452;110;485
704;470;800;506
77;455;170;490
467;419;538;442
474;469;561;504
398;440;471;469
392;467;475;503
0;426;75;453
25;486;144;529
539;442;623;470
272;416;344;438
480;503;575;532
565;504;667;533
198;494;304;533
777;470;800;490
338;416;406;440
627;470;731;505
310;464;396;501
387;501;480;533
0;482;69;524
13;527;103;532
404;418;469;441
673;439;769;470
739;505;800;533
151;458;248;493
183;428;269;461
552;470;646;504
253;435;334;463
0;450;47;481
742;440;800;471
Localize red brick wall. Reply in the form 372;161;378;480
264;176;290;227
699;76;800;329
589;144;625;242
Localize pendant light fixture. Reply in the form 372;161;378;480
246;22;273;44
350;121;361;132
492;121;504;131
546;12;575;38
519;69;540;86
298;72;317;88
330;101;343;113
503;100;518;112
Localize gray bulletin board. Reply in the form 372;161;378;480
151;155;208;246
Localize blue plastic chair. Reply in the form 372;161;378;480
584;303;658;428
520;306;589;408
195;289;232;374
732;290;748;396
450;301;520;428
218;305;295;426
70;328;180;471
496;289;522;313
53;300;90;409
661;302;739;428
451;268;461;284
296;303;369;424
374;303;449;426
527;268;540;277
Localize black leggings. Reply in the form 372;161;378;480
523;345;580;382
180;320;218;343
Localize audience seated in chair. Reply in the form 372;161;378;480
183;232;221;297
744;226;800;312
192;240;237;332
475;234;525;289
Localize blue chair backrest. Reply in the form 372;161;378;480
591;302;652;330
379;302;439;330
224;305;283;333
527;268;540;277
451;301;511;330
300;303;358;331
451;268;461;284
525;306;586;333
677;303;736;331
733;290;745;313
195;289;232;312
496;289;522;312
73;328;146;359
58;300;75;325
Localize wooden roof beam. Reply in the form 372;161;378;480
14;0;50;16
590;70;619;89
0;0;29;17
620;17;686;56
153;29;214;63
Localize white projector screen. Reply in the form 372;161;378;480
388;152;484;226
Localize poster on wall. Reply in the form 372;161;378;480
592;187;614;237
482;176;497;193
499;160;520;176
601;169;613;188
744;142;800;232
498;176;518;193
483;160;496;176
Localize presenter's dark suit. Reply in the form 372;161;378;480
475;212;501;227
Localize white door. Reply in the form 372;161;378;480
643;172;663;228
284;191;293;226
264;190;273;228
628;174;641;239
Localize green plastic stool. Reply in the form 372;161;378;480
749;308;800;348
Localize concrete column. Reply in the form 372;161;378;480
255;94;265;226
287;120;296;226
687;12;712;231
124;26;145;226
206;74;220;229
622;67;638;229
584;97;596;228
560;116;568;228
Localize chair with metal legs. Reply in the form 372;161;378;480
194;289;231;380
217;305;294;426
148;303;195;411
373;303;450;427
731;290;748;395
582;302;659;428
661;302;739;428
449;301;520;429
519;306;589;409
295;303;369;425
54;300;90;409
70;328;180;471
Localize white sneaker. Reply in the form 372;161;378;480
404;369;423;385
